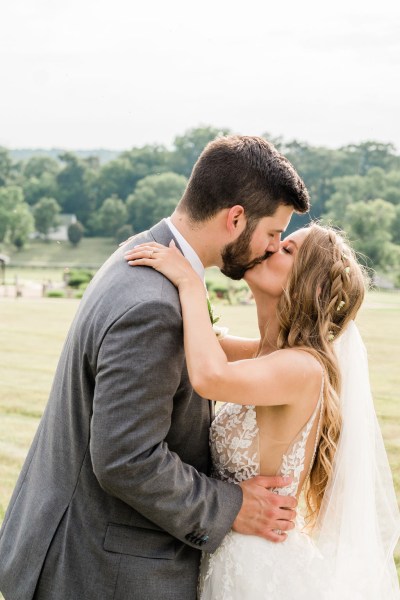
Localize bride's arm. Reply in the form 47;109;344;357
219;336;260;361
179;277;318;406
125;242;320;406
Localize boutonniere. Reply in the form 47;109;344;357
207;297;220;325
207;297;229;339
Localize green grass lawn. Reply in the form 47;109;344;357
1;236;116;273
0;238;118;293
0;291;399;580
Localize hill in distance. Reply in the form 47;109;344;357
9;148;121;164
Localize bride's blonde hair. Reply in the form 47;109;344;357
276;223;369;526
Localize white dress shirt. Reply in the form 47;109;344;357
165;217;205;282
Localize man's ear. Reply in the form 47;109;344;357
226;205;246;234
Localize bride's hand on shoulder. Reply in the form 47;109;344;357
124;240;201;290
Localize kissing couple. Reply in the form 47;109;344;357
0;136;399;599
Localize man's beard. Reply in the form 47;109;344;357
221;223;273;280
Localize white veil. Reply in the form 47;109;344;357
313;321;400;598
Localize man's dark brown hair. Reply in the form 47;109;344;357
177;135;310;221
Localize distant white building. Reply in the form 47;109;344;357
47;214;77;241
31;214;77;241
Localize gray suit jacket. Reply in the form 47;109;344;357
0;220;242;600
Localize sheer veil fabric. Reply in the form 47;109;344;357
313;321;400;598
199;322;400;599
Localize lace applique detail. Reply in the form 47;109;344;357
209;404;259;483
200;380;325;599
209;385;323;494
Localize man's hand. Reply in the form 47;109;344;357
232;476;297;543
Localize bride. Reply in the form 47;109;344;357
124;223;400;599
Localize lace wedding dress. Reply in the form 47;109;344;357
198;395;325;600
198;323;400;599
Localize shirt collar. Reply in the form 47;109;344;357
165;217;205;282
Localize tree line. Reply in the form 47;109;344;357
0;126;400;280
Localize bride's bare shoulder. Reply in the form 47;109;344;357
264;347;322;373
260;348;323;398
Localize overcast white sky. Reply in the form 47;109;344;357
1;0;399;150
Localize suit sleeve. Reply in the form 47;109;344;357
90;297;242;552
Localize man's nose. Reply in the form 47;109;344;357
266;236;281;253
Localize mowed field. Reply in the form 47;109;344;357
0;291;399;581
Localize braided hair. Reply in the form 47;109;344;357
276;223;369;526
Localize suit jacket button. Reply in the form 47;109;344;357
185;532;196;543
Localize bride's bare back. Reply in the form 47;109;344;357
209;374;323;499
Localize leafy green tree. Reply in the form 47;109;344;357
340;141;400;176
281;142;354;218
391;205;400;245
0;147;12;186
118;145;170;189
95;145;170;207
324;168;400;228
127;172;187;231
384;171;400;205
33;197;61;239
96;158;139;204
0;186;29;241
23;172;59;206
260;138;400;231
9;203;34;249
115;224;134;245
323;175;366;226
94;145;170;208
56;153;95;224
90;196;128;237
23;156;60;179
169;126;231;177
20;156;60;207
68;221;84;246
344;199;397;269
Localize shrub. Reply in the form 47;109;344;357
115;224;134;245
68;221;84;246
46;290;65;298
207;282;229;299
67;269;93;288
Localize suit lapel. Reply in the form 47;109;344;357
150;220;183;253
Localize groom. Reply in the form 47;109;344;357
0;136;309;600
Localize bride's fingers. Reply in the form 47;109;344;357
126;241;165;252
127;257;159;268
124;247;165;261
124;243;181;263
124;245;160;254
124;246;162;258
126;249;163;262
